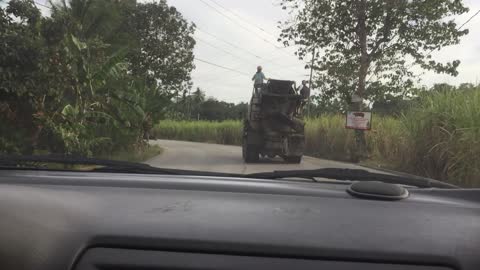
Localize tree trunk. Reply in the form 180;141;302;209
352;0;369;162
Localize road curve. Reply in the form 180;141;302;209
146;140;371;174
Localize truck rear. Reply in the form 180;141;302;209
242;79;305;163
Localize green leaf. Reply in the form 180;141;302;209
71;34;87;51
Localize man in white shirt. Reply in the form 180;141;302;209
252;66;267;93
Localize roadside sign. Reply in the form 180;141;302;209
345;111;372;130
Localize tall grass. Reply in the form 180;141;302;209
400;89;480;186
304;116;355;160
153;120;242;145
152;89;480;187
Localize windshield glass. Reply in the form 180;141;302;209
0;0;478;188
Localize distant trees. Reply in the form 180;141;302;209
0;0;196;155
170;88;248;121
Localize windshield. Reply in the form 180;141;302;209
0;0;478;188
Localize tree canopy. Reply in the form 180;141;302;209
0;0;196;155
279;0;469;104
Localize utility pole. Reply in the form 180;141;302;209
187;88;191;119
307;47;316;118
352;0;368;162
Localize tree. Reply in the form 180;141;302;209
128;1;196;94
0;0;196;155
279;0;469;160
0;0;53;153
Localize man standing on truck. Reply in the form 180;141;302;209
299;80;310;100
298;80;310;114
252;66;267;94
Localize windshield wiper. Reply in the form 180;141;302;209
246;168;458;189
0;154;241;178
0;155;457;189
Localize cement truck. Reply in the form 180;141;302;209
242;79;305;163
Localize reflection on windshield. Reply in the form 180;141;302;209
0;0;478;188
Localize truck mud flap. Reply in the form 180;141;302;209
284;134;305;156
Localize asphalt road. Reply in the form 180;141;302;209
146;140;372;174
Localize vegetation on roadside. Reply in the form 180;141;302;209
0;0;195;159
99;144;163;163
1;0;477;185
154;120;242;145
153;85;480;187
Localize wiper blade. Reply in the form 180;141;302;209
0;154;241;178
246;168;458;189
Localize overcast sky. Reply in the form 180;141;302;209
166;0;480;103
33;0;480;103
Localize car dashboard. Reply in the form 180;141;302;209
0;169;479;270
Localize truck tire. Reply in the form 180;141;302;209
242;121;260;163
284;156;302;164
242;138;259;163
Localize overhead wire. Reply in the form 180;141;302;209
198;0;293;57
32;0;302;89
422;9;480;59
196;36;253;63
196;27;297;68
36;0;298;68
34;1;51;9
193;35;283;80
196;27;262;59
207;0;276;38
403;8;480;72
207;0;300;52
194;57;251;77
366;8;480;83
457;9;480;30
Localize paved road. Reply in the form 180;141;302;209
146;140;372;174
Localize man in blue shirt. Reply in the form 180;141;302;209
252;66;267;93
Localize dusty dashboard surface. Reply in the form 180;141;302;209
0;170;479;270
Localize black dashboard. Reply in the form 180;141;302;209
0;170;479;270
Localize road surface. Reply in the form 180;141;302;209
146;140;373;174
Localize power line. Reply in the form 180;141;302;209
458;9;480;30
198;0;291;54
208;0;276;38
33;0;298;79
404;9;480;71
194;57;250;77
34;1;52;9
36;0;295;64
196;36;253;64
423;9;480;57
366;8;480;83
196;27;262;59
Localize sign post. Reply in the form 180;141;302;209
345;111;372;130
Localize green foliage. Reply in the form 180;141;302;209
279;0;469;103
128;0;196;93
169;88;248;121
400;86;480;186
153;120;243;145
0;0;195;157
153;85;480;187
